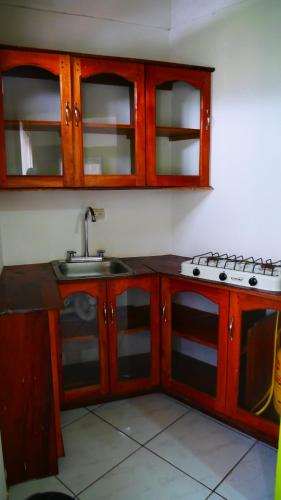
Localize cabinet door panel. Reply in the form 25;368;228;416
72;57;145;187
0;49;74;188
58;281;108;406
227;292;281;440
162;278;229;412
146;65;211;187
107;276;160;394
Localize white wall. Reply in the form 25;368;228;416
0;1;173;265
170;0;281;261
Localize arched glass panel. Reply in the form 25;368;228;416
172;291;219;396
81;73;135;175
2;65;62;176
156;80;200;176
116;287;151;381
60;292;99;390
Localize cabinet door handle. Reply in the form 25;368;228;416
110;303;114;324
65;100;71;126
229;318;234;340
162;302;167;323
103;302;107;325
74;102;80;127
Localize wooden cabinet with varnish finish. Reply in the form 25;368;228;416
0;46;214;189
57;275;160;408
161;276;281;442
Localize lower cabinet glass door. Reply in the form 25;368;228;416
59;283;108;405
108;277;159;394
171;291;219;397
228;293;281;438
162;278;229;412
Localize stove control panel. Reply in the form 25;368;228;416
219;272;227;281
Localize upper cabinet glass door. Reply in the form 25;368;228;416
146;65;212;187
72;57;145;187
0;49;73;188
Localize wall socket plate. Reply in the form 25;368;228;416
94;208;105;221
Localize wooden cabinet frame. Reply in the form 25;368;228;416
107;276;160;394
226;291;281;440
0;48;74;188
161;277;229;413
58;280;109;407
0;46;214;189
57;276;159;407
146;65;211;187
72;57;145;187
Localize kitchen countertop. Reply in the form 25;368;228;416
1;254;281;314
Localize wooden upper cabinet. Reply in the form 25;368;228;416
0;49;74;188
0;47;213;189
72;57;145;187
146;65;212;187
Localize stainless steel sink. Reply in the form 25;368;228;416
52;258;134;281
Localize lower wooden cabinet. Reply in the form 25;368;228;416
0;311;58;485
161;276;281;442
161;277;229;413
58;275;160;407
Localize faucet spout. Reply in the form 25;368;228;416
84;206;96;257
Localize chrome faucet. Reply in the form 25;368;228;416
84;206;96;257
65;207;105;262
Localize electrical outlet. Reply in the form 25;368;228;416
94;208;105;221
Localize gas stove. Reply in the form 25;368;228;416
181;252;281;292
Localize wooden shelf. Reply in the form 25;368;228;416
61;314;98;342
156;126;200;142
172;351;217;397
5;119;60;131
62;333;97;343
117;304;150;331
82;122;135;137
172;303;218;348
118;326;150;336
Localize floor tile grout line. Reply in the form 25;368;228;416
88;404;191;446
212;439;257;494
86;409;145;446
55;475;78;497
142;446;213;493
61;408;91;429
76;447;141;496
141;408;192;446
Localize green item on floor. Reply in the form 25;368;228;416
275;420;281;499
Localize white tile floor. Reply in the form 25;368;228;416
9;393;277;500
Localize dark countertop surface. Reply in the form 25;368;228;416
1;254;281;314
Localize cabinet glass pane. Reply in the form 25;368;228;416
2;66;62;176
238;309;281;424
116;288;151;381
81;74;135;175
60;292;100;390
156;81;200;176
171;292;218;397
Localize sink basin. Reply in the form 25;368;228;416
52;258;133;280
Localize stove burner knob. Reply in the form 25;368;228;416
219;272;227;281
193;267;200;277
249;277;258;287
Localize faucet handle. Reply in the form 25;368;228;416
97;249;105;259
66;250;76;262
